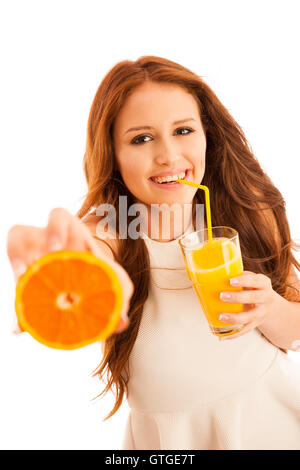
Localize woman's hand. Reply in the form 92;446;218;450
218;270;276;340
7;207;133;335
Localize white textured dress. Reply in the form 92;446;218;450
121;222;300;450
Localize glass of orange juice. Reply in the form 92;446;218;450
179;226;244;337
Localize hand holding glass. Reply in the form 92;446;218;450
179;226;244;337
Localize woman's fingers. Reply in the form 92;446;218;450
7;225;45;281
46;207;87;251
219;320;261;341
46;207;74;251
230;272;271;289
220;289;265;304
219;305;263;325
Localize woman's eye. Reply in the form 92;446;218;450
131;127;194;145
131;134;152;145
176;127;194;135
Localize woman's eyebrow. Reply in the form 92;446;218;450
124;118;196;135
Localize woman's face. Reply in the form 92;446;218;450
113;81;207;208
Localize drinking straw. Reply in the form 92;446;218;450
177;179;213;243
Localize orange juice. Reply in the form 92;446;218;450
185;237;243;336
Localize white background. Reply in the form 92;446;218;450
1;0;300;450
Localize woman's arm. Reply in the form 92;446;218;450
257;266;300;351
7;208;133;337
219;197;300;351
253;202;300;351
219;267;300;350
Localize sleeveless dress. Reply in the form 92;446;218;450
121;221;300;450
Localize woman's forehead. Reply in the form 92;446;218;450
114;82;201;135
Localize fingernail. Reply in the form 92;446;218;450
48;237;63;252
11;260;27;281
30;251;41;264
220;292;231;300
12;326;24;335
219;314;230;321
230;278;239;286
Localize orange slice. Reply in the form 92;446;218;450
15;250;124;350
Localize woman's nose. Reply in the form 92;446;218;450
154;139;181;166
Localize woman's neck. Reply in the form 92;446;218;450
142;203;194;243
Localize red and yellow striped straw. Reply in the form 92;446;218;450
177;179;213;244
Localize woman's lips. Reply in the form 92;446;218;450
148;169;192;190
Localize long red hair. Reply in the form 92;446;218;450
77;56;299;420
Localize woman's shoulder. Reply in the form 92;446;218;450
81;210;119;259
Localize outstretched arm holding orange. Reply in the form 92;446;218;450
6;207;133;339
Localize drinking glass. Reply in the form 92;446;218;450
179;226;244;337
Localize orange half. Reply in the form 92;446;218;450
15;250;124;350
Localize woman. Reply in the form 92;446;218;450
7;56;300;450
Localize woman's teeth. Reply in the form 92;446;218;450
152;171;186;184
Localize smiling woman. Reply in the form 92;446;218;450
71;55;300;450
7;55;300;451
